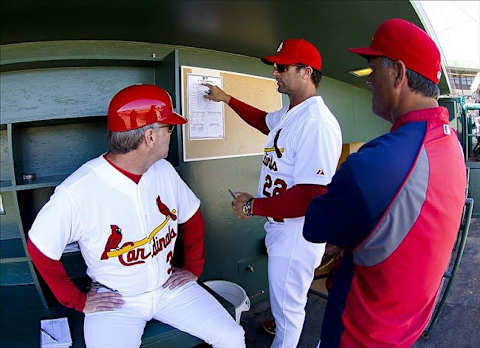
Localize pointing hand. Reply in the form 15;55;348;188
202;83;231;104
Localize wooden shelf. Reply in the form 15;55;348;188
0;256;30;263
16;187;56;235
0;260;34;285
0;238;26;259
0;128;13;189
15;174;68;190
0;181;13;191
1;191;25;260
0;284;49;347
11;119;108;187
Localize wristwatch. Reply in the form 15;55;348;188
242;198;254;216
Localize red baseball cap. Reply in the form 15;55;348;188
348;18;442;84
262;38;322;70
108;84;187;132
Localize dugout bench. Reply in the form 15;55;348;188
0;255;235;348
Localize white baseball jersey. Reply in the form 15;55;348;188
258;95;342;348
29;155;200;295
257;95;342;226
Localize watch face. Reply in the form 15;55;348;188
242;203;249;216
242;200;252;216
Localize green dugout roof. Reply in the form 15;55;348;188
0;0;449;93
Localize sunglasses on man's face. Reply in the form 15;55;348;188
273;63;308;73
273;63;290;73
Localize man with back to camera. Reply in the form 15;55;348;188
303;18;467;347
27;84;245;348
203;38;342;347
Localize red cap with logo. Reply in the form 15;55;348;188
108;84;187;132
262;38;322;70
348;18;442;84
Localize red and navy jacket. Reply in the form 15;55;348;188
303;107;466;347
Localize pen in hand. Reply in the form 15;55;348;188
228;189;236;199
41;328;58;342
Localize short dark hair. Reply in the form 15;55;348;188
295;64;322;88
382;57;440;98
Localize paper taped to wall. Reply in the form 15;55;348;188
187;74;224;140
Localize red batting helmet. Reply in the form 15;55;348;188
108;84;187;132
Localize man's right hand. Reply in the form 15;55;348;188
83;288;124;314
202;83;232;104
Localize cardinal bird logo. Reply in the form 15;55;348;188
273;129;283;158
156;196;177;221
101;225;123;260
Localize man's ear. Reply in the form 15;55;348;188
393;60;408;88
144;128;155;146
303;66;313;81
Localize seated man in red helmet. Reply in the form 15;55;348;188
27;84;245;348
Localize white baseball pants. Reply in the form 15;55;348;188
265;221;325;348
84;281;245;348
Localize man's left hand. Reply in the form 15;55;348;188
162;267;198;289
232;192;254;219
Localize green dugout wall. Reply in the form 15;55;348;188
0;40;389;302
0;1;455;345
0;41;389;346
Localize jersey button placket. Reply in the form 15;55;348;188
136;185;155;291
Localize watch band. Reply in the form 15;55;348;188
242;198;254;216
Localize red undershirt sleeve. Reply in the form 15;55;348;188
228;97;269;135
27;238;86;312
252;184;327;220
179;208;205;277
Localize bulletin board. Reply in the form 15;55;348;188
181;66;282;162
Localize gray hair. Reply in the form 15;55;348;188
108;123;162;154
382;57;440;99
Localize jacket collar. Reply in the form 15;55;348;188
391;107;449;132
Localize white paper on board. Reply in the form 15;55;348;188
186;74;224;139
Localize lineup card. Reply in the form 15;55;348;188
40;317;72;347
186;74;224;140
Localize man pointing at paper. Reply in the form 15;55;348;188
204;38;342;347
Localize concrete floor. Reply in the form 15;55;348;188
238;218;480;348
